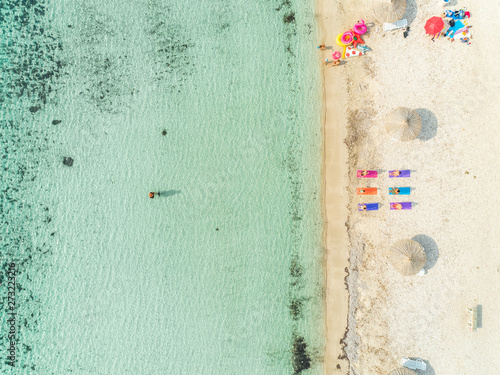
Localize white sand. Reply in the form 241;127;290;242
322;0;500;374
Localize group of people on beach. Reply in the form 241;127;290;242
317;44;341;67
428;6;472;43
357;170;412;211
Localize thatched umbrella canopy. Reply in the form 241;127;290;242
388;368;416;375
373;0;407;23
388;239;426;276
385;107;421;142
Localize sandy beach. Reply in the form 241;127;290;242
321;0;500;374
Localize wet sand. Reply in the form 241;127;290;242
317;0;350;373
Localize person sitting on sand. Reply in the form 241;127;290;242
359;204;367;211
390;188;400;195
317;44;326;50
389;170;401;177
391;203;403;210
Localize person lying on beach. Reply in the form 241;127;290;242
324;59;340;67
389;202;412;210
317;44;326;50
356;187;377;195
358;203;379;211
389;187;410;195
389;170;411;178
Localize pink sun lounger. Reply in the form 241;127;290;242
357;170;378;178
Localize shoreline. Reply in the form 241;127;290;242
317;0;350;374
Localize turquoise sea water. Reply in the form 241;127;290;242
1;0;323;373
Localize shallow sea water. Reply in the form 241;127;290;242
0;0;323;373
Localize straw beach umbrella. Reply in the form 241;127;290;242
373;0;407;23
388;239;426;276
385;107;421;141
388;368;416;375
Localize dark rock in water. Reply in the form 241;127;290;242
52;120;62;125
29;106;41;113
63;157;74;167
162;129;167;136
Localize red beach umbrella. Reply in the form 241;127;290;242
425;16;444;35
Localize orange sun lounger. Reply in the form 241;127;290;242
356;187;377;195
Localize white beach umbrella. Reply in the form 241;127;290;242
373;0;407;23
388;368;416;375
385;107;421;142
388;239;426;276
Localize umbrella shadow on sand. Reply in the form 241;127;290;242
415;108;438;141
403;0;418;26
411;234;439;271
418;360;436;375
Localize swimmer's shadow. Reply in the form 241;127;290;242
159;190;181;198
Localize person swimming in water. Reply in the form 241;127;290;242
149;192;160;199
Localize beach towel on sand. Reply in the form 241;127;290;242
390;202;412;210
357;187;377;195
445;20;465;37
357;170;378;178
389;170;410;177
345;46;364;57
358;203;379;211
389;187;410;195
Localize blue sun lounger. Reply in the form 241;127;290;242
358;203;378;211
389;187;410;195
